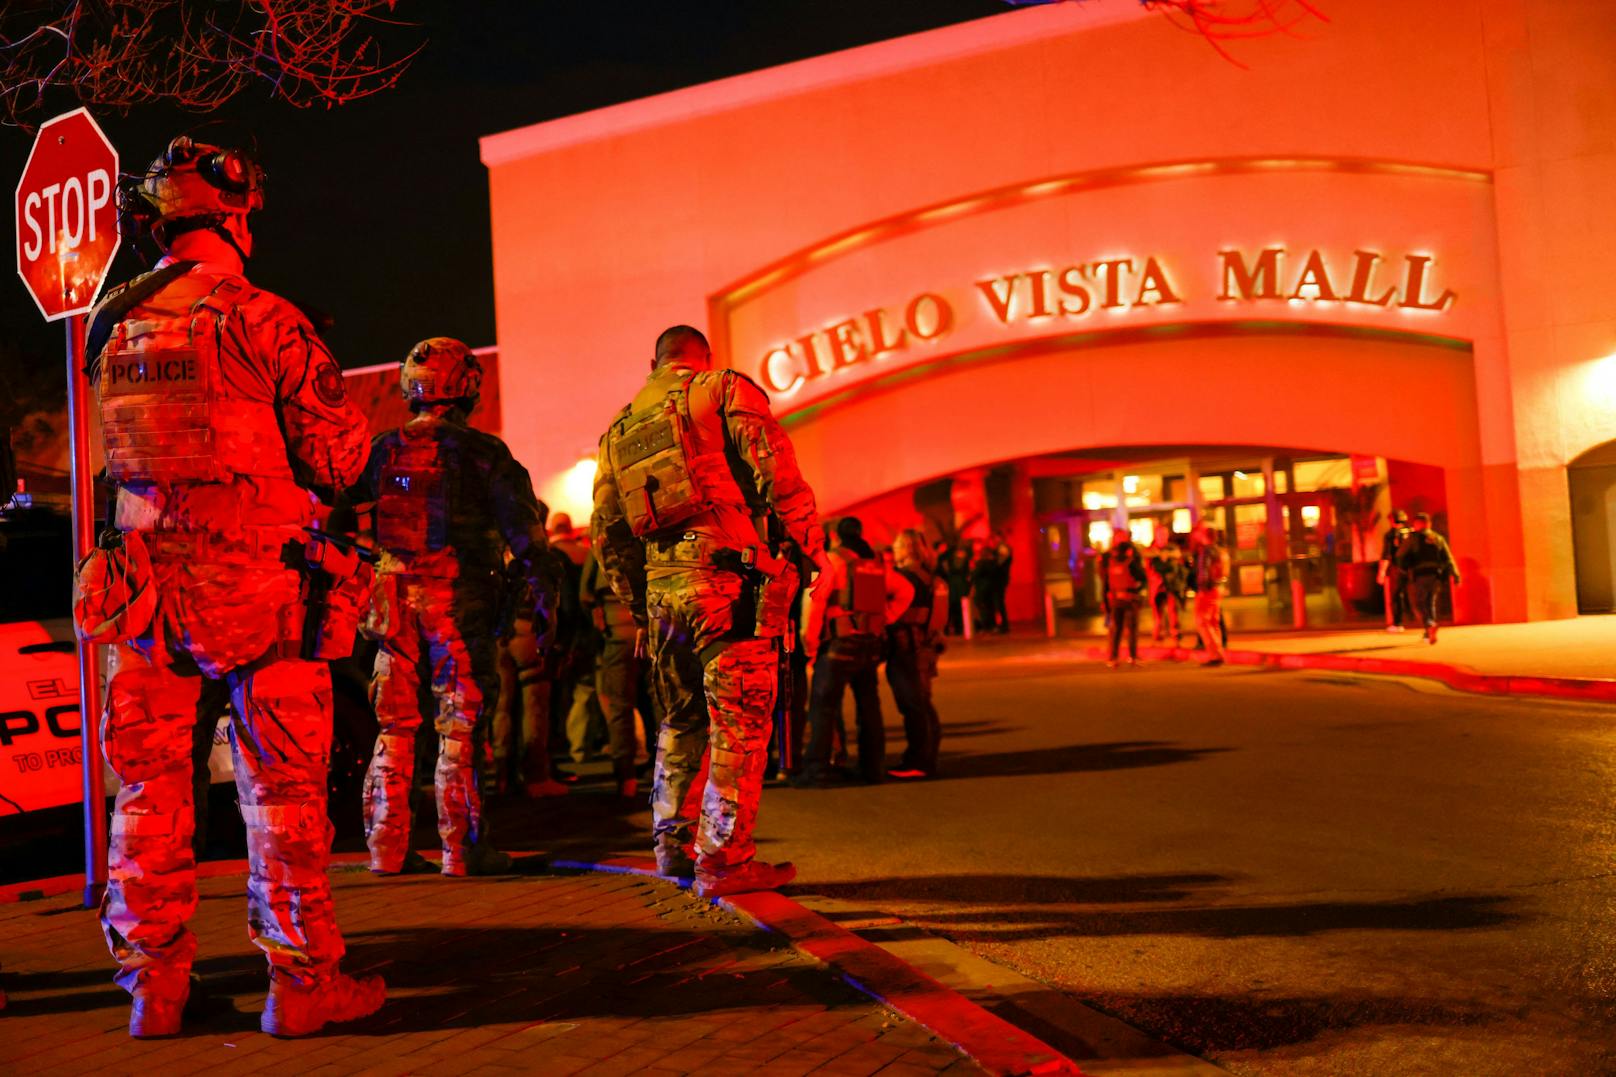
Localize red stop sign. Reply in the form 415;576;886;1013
15;108;120;322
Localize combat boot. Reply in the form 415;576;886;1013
444;842;513;877
261;971;385;1038
129;983;188;1039
693;859;796;899
371;848;436;876
655;842;696;881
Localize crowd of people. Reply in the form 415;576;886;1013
68;134;855;1040
56;131;1471;1043
1095;523;1232;667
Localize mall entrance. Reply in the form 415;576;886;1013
837;445;1450;632
1032;449;1449;630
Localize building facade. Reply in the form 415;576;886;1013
480;0;1616;626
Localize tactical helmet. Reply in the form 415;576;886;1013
401;337;482;405
133;135;264;226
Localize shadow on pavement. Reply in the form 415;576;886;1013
910;893;1521;942
937;740;1232;781
1064;987;1499;1055
795;873;1229;905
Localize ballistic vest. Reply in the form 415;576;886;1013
830;547;887;636
95;268;292;486
372;415;503;572
604;368;756;539
895;565;949;629
1106;554;1142;597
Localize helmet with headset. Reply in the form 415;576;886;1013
121;134;265;252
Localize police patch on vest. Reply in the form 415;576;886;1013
313;361;346;408
101;349;203;395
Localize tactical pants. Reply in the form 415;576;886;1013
1195;589;1225;660
647;568;778;873
804;635;885;781
1152;590;1183;642
1385;568;1412;628
364;574;498;875
564;674;604;764
1411;572;1443;629
101;643;344;996
492;617;554;788
885;629;940;776
1108;596;1142;661
596;631;641;769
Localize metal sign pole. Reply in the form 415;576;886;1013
66;312;108;909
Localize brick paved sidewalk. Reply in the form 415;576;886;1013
2;863;978;1076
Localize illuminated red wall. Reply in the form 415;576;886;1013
342;347;502;439
481;0;1616;623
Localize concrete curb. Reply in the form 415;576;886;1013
552;855;1081;1076
1076;643;1616;704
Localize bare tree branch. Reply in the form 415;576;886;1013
0;1;423;128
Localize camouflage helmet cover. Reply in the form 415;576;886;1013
138;135;265;224
401;337;482;404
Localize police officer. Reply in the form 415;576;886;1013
1378;509;1412;632
592;325;828;898
1396;512;1461;644
885;528;948;781
349;338;550;879
797;517;909;786
581;546;644;797
84;135;382;1038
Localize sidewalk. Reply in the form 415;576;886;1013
1;861;1009;1076
945;616;1616;702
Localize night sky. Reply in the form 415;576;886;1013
1;0;1006;419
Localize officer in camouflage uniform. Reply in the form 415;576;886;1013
580;546;645;797
350;338;550;878
592;326;829;898
85;135;383;1038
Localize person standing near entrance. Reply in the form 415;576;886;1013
1101;539;1148;667
1378;509;1412;632
1190;523;1231;667
1396;512;1461;644
592;325;827;897
1148;529;1189;645
886;528;948;780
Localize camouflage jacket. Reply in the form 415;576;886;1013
591;363;824;624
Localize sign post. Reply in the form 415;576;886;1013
15;108;122;908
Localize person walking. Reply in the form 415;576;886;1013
1190;522;1230;667
1396;512;1461;644
885;528;948;780
1378;509;1412;632
593;325;827;897
1101;539;1148;667
82;134;382;1037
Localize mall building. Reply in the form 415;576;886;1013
477;0;1616;627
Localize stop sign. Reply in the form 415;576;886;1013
15;108;120;322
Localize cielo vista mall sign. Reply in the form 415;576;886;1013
481;0;1616;625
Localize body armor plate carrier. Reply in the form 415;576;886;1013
606;379;749;538
97;271;291;486
376;435;454;557
832;548;887;636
